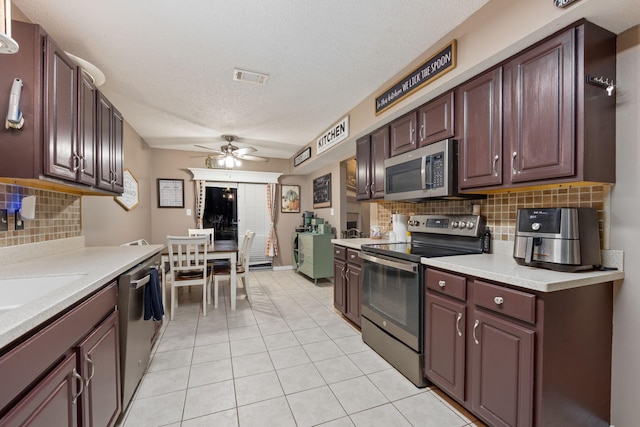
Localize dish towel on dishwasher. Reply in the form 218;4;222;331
144;268;164;321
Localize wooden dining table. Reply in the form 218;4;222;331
161;239;240;312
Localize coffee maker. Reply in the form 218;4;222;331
513;208;601;272
297;211;314;232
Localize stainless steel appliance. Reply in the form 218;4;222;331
513;207;601;272
118;253;163;411
360;214;485;387
384;139;482;201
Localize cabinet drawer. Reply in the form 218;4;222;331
425;269;466;301
346;249;361;265
334;245;347;261
474;280;536;324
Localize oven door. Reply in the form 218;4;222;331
360;252;423;352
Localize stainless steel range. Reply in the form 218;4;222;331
360;214;485;387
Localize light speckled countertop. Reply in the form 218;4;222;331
331;238;625;293
0;244;163;349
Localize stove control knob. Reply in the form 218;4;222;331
531;222;541;231
467;221;475;229
458;221;466;229
451;221;459;228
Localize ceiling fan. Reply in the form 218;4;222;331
192;135;269;169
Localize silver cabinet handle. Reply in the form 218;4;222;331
72;367;84;404
473;319;480;345
419;124;425;141
494;296;504;305
341;265;346;280
72;152;81;172
511;151;518;175
438;280;446;288
456;313;463;337
492;154;499;177
81;157;87;173
85;354;95;387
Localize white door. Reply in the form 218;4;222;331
237;183;271;265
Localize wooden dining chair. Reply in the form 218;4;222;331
166;235;210;320
188;228;214;244
210;231;255;308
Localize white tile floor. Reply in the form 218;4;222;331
118;269;486;427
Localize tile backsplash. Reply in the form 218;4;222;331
376;185;610;248
0;185;82;247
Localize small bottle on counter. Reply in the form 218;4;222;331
406;231;412;244
482;226;491;254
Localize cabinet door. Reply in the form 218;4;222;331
111;107;125;193
458;67;503;189
345;263;361;326
424;291;465;401
355;135;372;200
418;92;455;147
1;353;80;427
333;258;346;314
370;126;389;199
77;72;97;186
43;36;78;182
96;93;113;191
77;311;121;427
505;29;575;184
471;309;534;427
390;111;418;156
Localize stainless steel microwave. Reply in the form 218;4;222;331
384;139;460;201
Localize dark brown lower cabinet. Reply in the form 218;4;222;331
423;268;613;427
0;352;79;426
471;309;534;427
0;283;121;426
424;291;466;401
333;245;362;327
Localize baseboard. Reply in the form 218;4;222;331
272;265;295;271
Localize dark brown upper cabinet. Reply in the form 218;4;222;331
356;126;388;200
96;93;124;194
418;91;455;147
390;111;418;156
0;21;123;195
457;67;503;190
458;21;616;192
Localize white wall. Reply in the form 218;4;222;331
610;25;640;427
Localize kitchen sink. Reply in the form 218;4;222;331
0;274;87;313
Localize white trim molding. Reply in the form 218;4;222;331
188;168;282;184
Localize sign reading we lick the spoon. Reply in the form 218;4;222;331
375;40;456;115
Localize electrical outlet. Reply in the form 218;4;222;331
14;212;24;230
0;209;7;231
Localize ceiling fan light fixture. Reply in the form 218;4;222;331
0;0;19;54
233;68;270;85
225;155;234;168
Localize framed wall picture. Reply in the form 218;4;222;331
115;169;139;211
281;185;300;213
157;178;184;208
313;173;331;208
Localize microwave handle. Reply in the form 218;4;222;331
423;155;433;189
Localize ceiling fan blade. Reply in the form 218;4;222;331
236;153;269;162
194;144;225;155
233;147;257;155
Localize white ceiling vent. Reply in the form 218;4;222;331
233;68;270;85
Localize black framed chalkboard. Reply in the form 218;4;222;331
313;173;331;208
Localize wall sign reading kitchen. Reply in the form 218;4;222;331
317;115;349;155
376;40;457;115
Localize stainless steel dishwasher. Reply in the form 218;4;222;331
117;253;163;411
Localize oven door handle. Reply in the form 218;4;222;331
130;274;150;289
360;253;418;273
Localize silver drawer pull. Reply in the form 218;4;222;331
456;313;462;337
494;296;504;305
473;319;480;345
438;280;446;288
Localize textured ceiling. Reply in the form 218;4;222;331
11;0;490;159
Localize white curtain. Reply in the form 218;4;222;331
265;183;278;257
195;180;206;228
